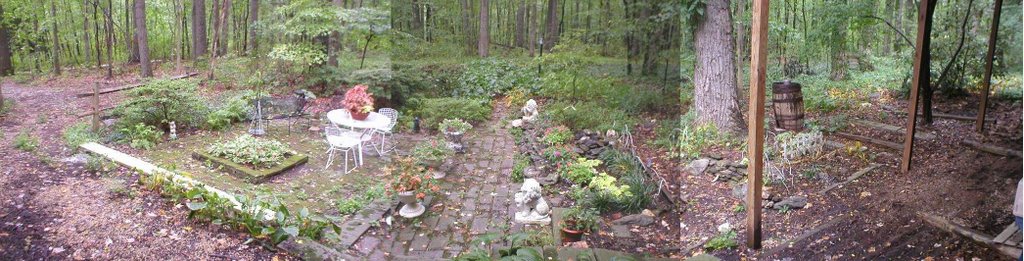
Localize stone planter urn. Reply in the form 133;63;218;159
397;191;425;218
422;159;445;179
443;131;465;153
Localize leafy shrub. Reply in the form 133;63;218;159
412;97;492;131
120;123;163;150
411;138;453;163
439;118;472;133
63;122;100;150
589;173;632;199
547;101;634;132
541;125;572;145
558;158;602;185
113;79;208;130
205;91;260;131
620;169;655;213
510;154;529;183
455;59;538;98
206;135;294;168
0;99;13;117
704;231;739;251
562;206;600;232
336;184;385;215
13;131;39;152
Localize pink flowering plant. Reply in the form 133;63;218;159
542;125;572;145
541;144;577;165
342;85;374;113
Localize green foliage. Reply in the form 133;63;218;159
510;154;529;183
439;118;473;133
206;135;295;169
336;184;385;215
559;158;602;185
678;120;721;159
541;126;572;146
205;91;260;131
541;145;578;166
455;232;545;261
805;115;849;133
546;101;635;132
0;99;13;117
411;138;453;163
704;231;738;251
562;206;600;232
455;59;539;98
113;79;208;130
589;173;632;199
411;98;492;131
13;131;38;152
119;123;163;150
85;155;118;174
62;122;100;151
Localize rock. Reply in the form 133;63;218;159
511;119;524;128
641;209;655;217
731;183;747;199
708;153;724;160
610;225;633;238
612;213;655;226
773;196;808;210
102;118;118;127
717;222;733;233
524;166;542;178
567;241;589;248
61;154;89;166
686;159;710;175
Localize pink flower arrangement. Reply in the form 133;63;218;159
342;85;374;113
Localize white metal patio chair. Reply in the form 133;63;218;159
374;108;399;154
324;126;372;173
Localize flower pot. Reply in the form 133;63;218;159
420;160;445;179
561;227;584;243
397;191;425;218
350;110;369;121
443;131;465;153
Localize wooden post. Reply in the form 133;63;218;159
746;0;769;250
92;82;100;132
901;0;933;173
976;0;1002;133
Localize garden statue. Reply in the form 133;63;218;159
521;99;539;123
169;121;177;140
514;178;551;225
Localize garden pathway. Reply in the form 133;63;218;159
349;104;535;260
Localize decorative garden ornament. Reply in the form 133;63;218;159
397;190;425;218
444;131;465;154
249;99;266;136
169;121;177;140
521;99;539;123
513;179;551;225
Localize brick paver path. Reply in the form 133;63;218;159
350;106;541;260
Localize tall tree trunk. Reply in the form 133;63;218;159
694;0;743;132
245;0;258;54
192;0;208;58
82;0;93;67
208;0;228;80
459;0;474;55
173;0;183;72
478;0;490;57
918;0;937;124
50;0;62;75
134;0;151;77
217;0;230;56
211;0;221;57
93;0;103;68
544;0;558;48
328;0;342;66
528;2;536;56
103;0;114;78
411;0;422;36
0;4;13;76
125;0;139;63
514;0;526;48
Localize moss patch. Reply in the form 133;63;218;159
193;151;308;183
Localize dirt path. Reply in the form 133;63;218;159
0;79;284;260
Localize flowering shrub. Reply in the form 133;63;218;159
558;158;602;185
342;85;374;113
386;157;440;199
541;144;577;165
542;125;572;145
439;118;472;133
206;135;295;169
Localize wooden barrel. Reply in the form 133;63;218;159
772;81;804;131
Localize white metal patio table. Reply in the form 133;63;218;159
326;109;391;164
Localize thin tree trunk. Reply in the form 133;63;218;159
173;0;183;72
328;0;342;66
192;0;208;58
459;0;474;55
693;0;743;132
246;0;258;54
528;2;536;56
50;0;62;75
125;0;139;63
82;0;93;67
478;0;490;57
134;0;151;77
208;0;228;80
544;0;558;48
918;0;937;124
103;0;114;78
0;4;13;76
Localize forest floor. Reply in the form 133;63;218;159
0;70;289;260
680;90;1022;260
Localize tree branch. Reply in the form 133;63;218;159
936;0;974;89
860;15;914;48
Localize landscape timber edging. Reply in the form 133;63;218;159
191;151;308;183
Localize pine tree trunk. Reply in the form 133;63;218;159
192;0;208;58
478;0;490;57
134;0;151;77
694;0;743;132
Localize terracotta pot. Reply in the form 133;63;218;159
351;109;369;120
561;227;584;243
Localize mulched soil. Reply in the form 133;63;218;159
0;67;289;260
677;90;1022;260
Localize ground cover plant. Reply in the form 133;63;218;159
205;135;295;169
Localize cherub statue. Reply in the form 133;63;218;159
521;99;539;123
514;178;551;225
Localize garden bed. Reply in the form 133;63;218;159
192;151;308;183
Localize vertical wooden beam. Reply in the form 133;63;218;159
976;0;1002;133
91;82;100;132
901;0;933;173
746;0;769;250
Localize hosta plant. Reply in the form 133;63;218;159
558;158;602;185
206;135;295;169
